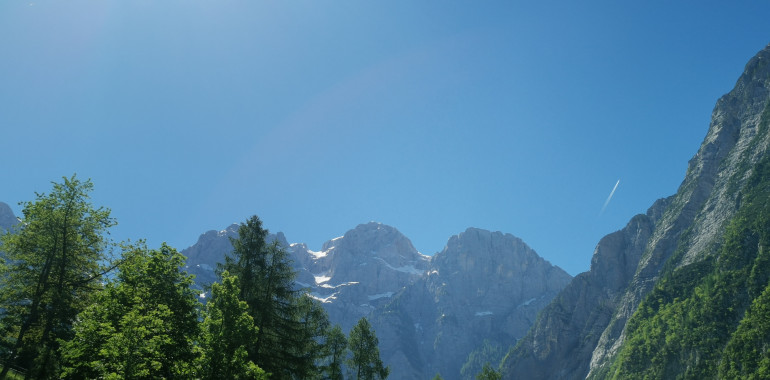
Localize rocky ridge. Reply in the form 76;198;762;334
182;222;571;379
0;202;17;232
371;228;572;380
501;43;770;379
183;221;430;331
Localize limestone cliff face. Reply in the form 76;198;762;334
183;221;429;331
500;199;667;379
502;43;770;379
183;223;571;380
588;43;770;378
299;222;430;331
182;224;293;292
372;228;572;380
0;202;17;232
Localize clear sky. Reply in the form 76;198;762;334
3;1;770;275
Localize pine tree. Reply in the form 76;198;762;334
347;318;389;380
199;271;266;380
219;215;330;378
59;243;201;378
0;175;116;379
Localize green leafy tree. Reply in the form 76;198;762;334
199;271;267;380
60;243;200;379
219;215;330;378
347;317;388;380
0;175;116;379
719;280;770;378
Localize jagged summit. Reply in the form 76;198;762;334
180;220;571;378
321;221;420;255
0;202;18;232
370;227;572;380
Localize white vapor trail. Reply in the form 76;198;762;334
600;180;620;215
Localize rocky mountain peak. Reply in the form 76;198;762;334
371;227;572;380
320;222;422;264
432;228;563;282
0;202;18;232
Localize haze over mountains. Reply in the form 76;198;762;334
145;42;770;379
4;42;770;379
180;220;571;379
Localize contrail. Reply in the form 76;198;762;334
600;180;620;215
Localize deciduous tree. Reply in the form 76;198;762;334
60;243;200;379
199;271;266;380
0;175;116;379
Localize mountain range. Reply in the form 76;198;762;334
4;42;770;380
180;220;571;379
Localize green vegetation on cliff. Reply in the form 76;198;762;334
605;103;770;379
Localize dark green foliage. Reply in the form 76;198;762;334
220;215;330;379
199;271;266;380
0;175;116;379
461;340;506;380
60;244;201;379
321;325;348;380
719;281;770;378
347;317;389;380
475;363;502;380
606;132;770;379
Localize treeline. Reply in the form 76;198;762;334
0;175;388;380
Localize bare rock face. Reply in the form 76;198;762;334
183;222;572;379
182;224;293;294
183;221;430;331
588;43;770;378
500;200;667;379
0;202;17;232
301;222;430;331
502;43;770;380
372;228;572;380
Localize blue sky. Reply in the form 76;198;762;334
2;1;770;275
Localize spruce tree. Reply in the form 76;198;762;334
219;215;329;378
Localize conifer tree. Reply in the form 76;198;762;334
0;175;116;379
322;325;348;380
347;317;389;380
219;215;330;378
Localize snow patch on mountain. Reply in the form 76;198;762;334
373;257;425;275
368;292;394;300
